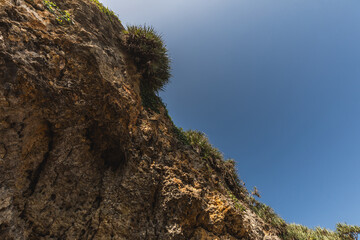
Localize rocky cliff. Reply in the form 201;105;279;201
0;0;282;239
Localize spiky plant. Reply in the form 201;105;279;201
283;224;341;240
122;25;171;92
336;223;360;240
183;130;223;160
251;201;286;233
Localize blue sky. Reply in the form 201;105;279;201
101;0;360;229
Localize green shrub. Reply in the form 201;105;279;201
173;127;190;145
247;199;360;240
178;130;246;198
282;223;360;240
223;158;245;191
250;200;286;232
182;130;223;160
283;224;341;240
284;224;311;240
139;84;163;113
336;223;360;240
227;190;246;212
122;25;171;92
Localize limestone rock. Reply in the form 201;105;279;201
0;0;282;239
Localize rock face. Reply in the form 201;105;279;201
0;0;281;239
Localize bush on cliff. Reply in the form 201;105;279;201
250;199;286;233
122;25;171;92
183;130;223;160
283;224;340;240
336;223;360;240
281;223;360;240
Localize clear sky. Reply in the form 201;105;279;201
101;0;360;229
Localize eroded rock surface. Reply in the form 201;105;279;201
0;0;281;239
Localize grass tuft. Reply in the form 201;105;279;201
228;190;246;212
247;197;286;233
282;222;360;239
173;127;190;145
284;224;340;240
88;0;121;23
336;223;360;240
182;130;223;160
